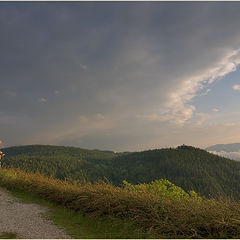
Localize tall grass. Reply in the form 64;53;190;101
1;168;240;238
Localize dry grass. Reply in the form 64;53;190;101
0;232;17;239
1;168;240;238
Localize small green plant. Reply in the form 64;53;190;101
0;170;17;180
122;179;200;200
0;232;17;239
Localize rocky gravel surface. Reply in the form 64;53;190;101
0;187;72;239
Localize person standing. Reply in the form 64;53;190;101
0;151;5;168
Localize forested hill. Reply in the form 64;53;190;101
2;144;240;199
1;145;118;182
111;145;240;199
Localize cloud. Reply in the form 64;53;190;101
54;90;60;94
79;115;88;122
137;104;196;126
135;47;240;127
2;4;240;149
212;108;219;112
195;113;209;126
199;88;211;96
96;113;105;120
5;90;16;97
80;64;87;70
31;113;114;145
233;84;240;90
0;140;2;145
209;150;240;161
39;98;47;103
161;49;240;125
222;122;236;127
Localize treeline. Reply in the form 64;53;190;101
1;145;116;183
2;144;240;200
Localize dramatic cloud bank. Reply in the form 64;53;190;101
1;3;240;150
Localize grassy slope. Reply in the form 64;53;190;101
0;232;17;239
1;168;240;238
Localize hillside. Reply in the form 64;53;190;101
2;144;240;200
111;145;240;199
1;145;118;183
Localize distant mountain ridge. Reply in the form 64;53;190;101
206;143;240;161
2;144;240;200
206;143;240;152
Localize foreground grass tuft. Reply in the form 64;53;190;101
0;232;17;239
1;168;240;238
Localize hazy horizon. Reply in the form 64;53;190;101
1;2;240;151
2;142;240;153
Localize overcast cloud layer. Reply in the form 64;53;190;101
1;2;240;151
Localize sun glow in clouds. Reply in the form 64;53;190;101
233;85;240;90
39;98;47;103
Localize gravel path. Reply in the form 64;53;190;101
0;187;72;239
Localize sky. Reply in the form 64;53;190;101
1;2;240;151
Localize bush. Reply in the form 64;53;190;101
122;179;200;200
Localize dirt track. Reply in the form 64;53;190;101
0;187;72;239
